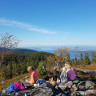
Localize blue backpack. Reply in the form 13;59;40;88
5;84;17;93
36;79;45;85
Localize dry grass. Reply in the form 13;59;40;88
73;64;96;70
0;73;30;92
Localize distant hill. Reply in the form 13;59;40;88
0;48;36;52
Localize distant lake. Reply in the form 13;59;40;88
26;45;96;59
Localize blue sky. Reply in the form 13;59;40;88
0;0;96;47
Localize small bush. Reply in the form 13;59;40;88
37;62;47;79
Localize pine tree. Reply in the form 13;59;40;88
84;53;91;65
91;52;96;64
2;66;8;79
7;63;13;78
80;53;83;65
75;57;78;65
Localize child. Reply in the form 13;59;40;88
65;62;75;81
49;76;57;86
60;67;68;83
20;66;38;88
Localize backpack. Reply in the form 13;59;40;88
13;82;25;91
5;84;17;93
36;79;45;85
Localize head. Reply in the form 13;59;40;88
62;67;67;72
65;62;72;70
27;66;35;73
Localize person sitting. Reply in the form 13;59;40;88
59;62;76;90
49;76;57;86
60;67;68;83
65;62;76;81
20;66;38;88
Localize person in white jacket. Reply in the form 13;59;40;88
60;67;68;83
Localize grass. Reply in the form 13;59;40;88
73;64;96;70
0;73;30;92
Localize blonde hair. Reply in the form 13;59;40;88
27;66;32;72
65;62;73;70
27;66;35;72
62;67;67;72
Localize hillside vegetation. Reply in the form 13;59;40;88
0;51;53;79
0;48;96;92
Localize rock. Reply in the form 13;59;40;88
30;82;66;96
71;84;78;91
59;81;73;90
78;81;85;86
85;90;96;95
55;93;66;96
85;81;95;89
76;80;95;91
30;83;53;96
1;78;96;96
78;85;87;91
72;90;96;96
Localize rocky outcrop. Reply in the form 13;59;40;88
59;80;96;96
1;80;96;96
1;68;96;96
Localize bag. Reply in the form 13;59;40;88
5;84;17;93
36;79;45;85
13;82;25;91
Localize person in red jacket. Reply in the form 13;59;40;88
26;66;38;85
20;66;38;88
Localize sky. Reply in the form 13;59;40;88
0;0;96;47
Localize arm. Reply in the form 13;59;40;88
25;77;35;85
25;72;35;85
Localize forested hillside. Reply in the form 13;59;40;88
0;48;96;80
0;48;36;52
0;51;53;79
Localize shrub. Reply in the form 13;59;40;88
37;62;47;79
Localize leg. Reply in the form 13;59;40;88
20;79;31;88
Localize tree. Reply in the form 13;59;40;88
37;62;47;79
91;52;96;64
0;32;20;66
74;57;78;65
53;48;69;65
84;53;91;65
71;58;75;65
7;63;13;78
67;53;71;62
47;48;69;69
78;53;84;65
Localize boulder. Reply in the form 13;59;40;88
85;80;95;89
1;79;96;96
72;90;96;96
59;81;73;90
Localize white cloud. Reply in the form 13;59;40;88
0;18;55;34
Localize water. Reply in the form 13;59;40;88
28;45;96;59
